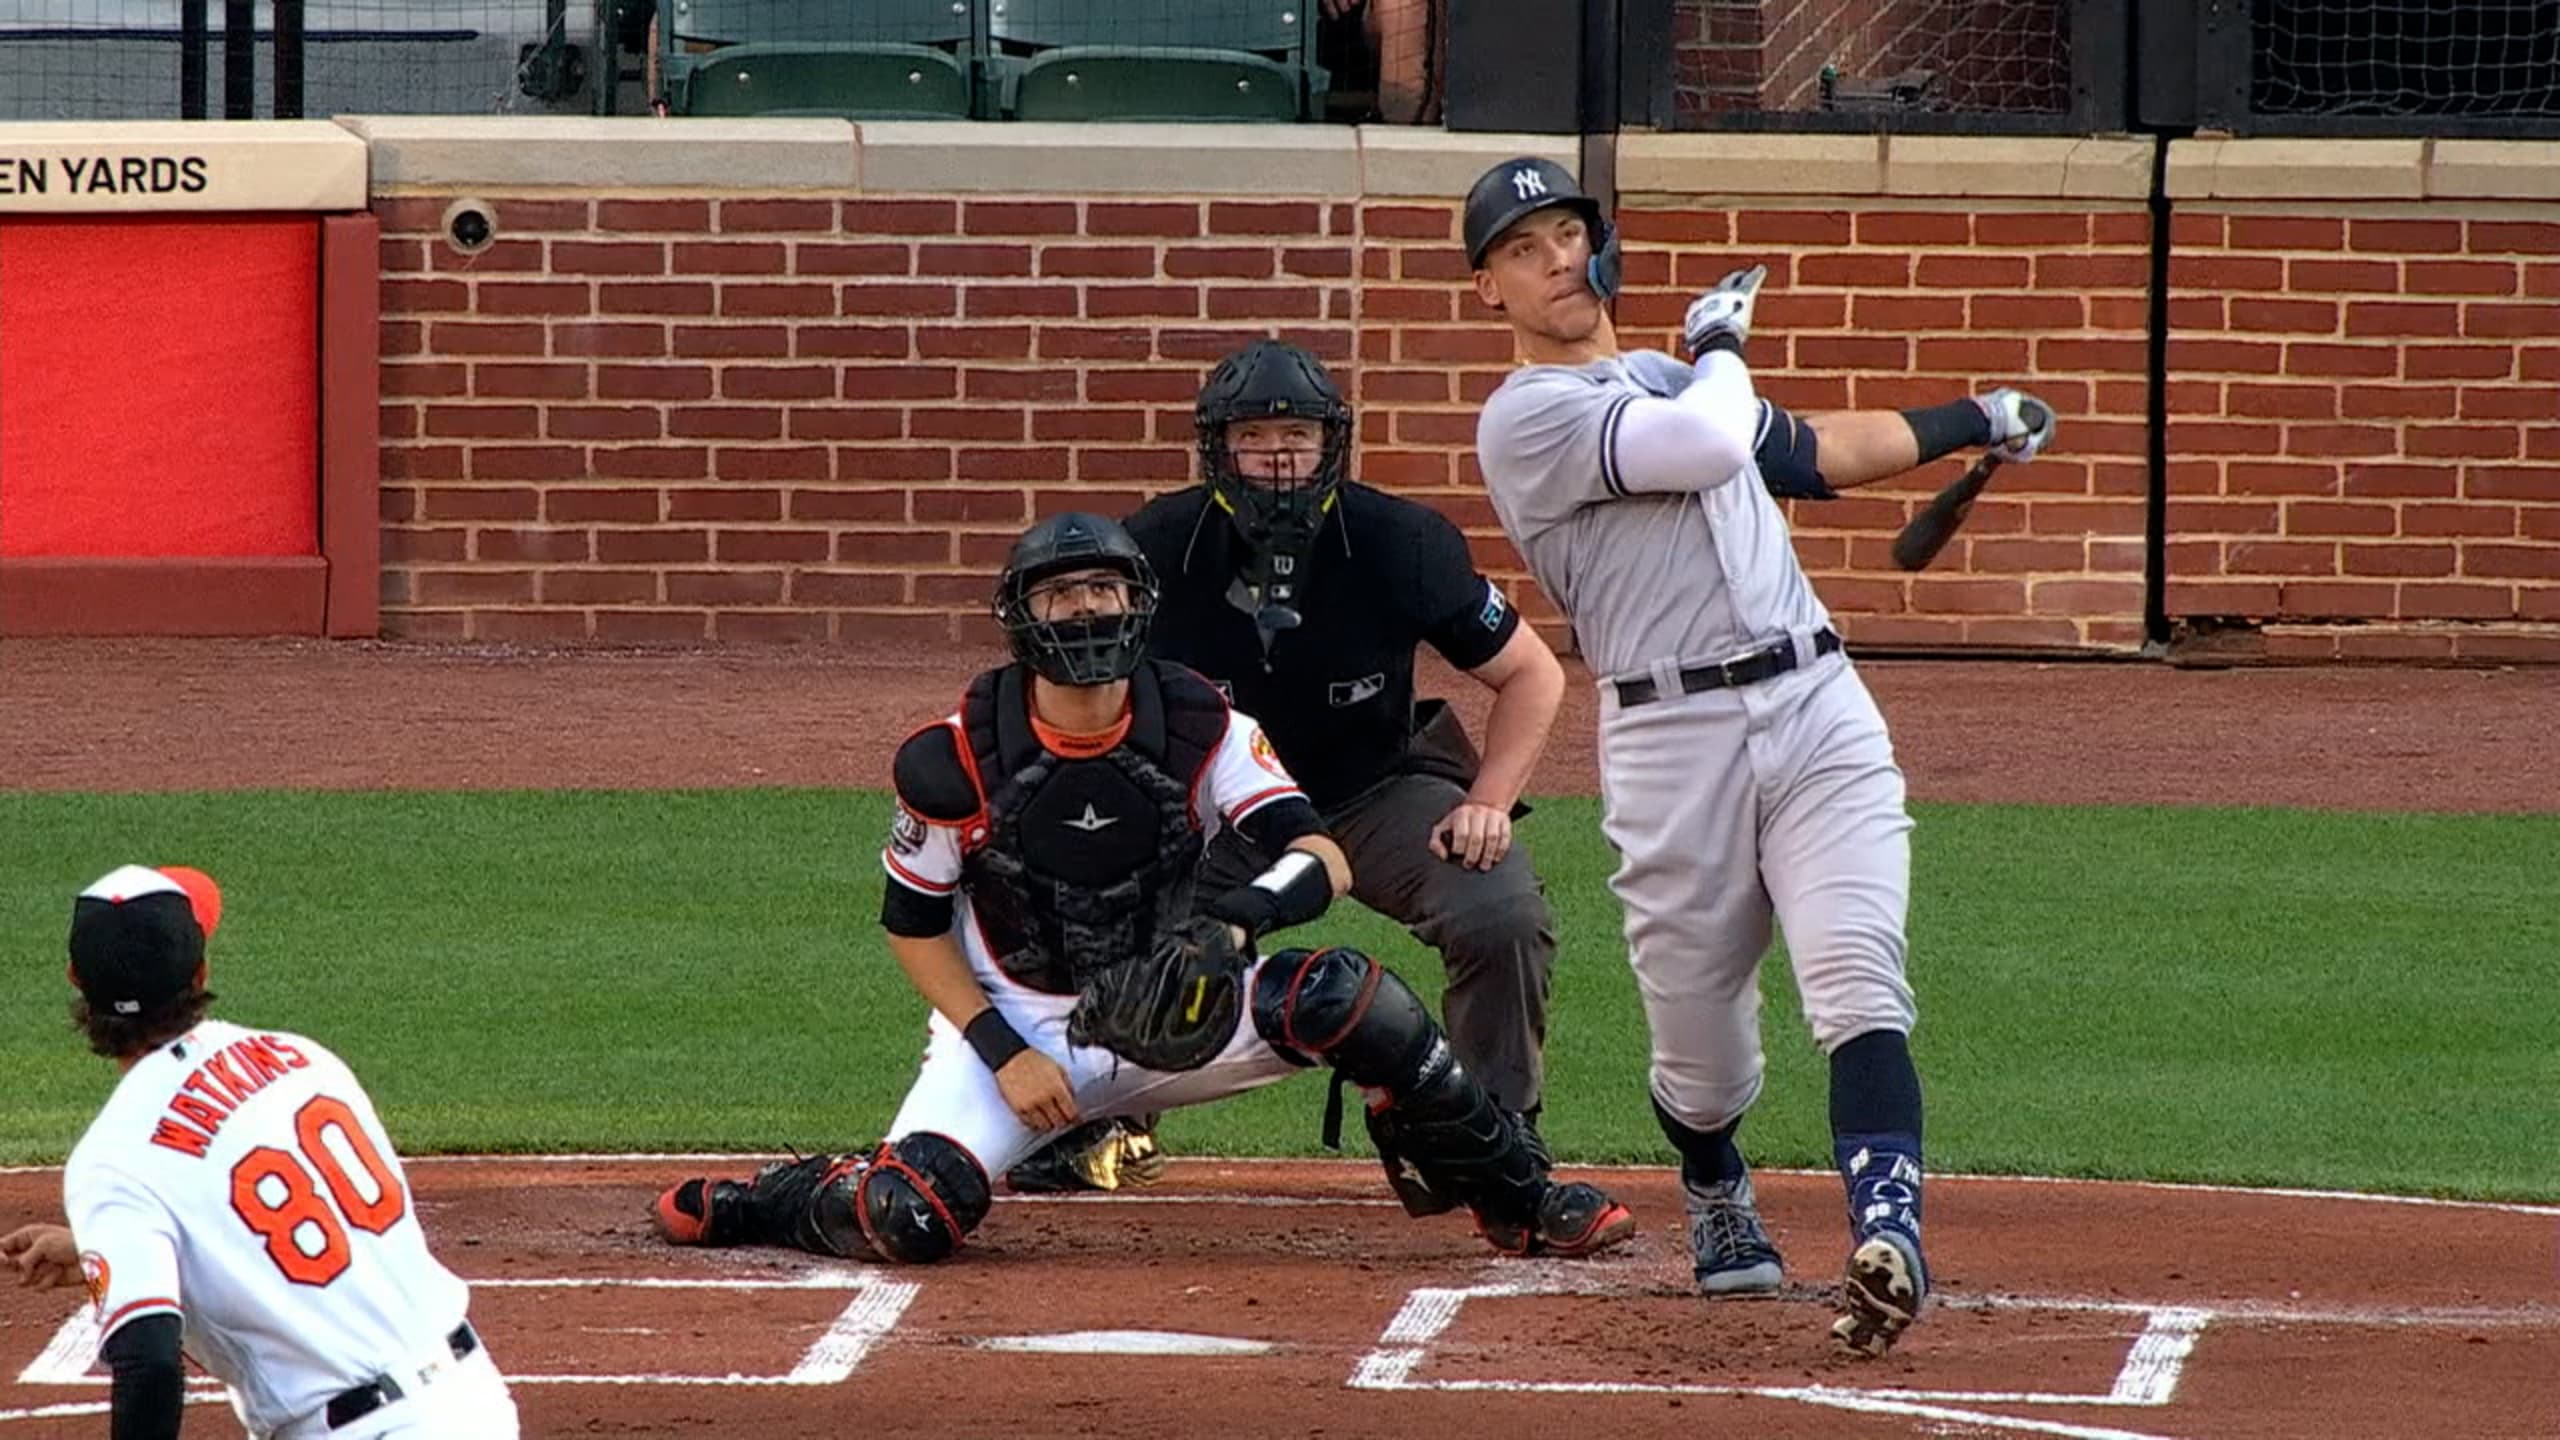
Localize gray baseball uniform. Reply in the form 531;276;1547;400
1474;348;1916;1134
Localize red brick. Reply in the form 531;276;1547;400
911;488;1030;523
666;568;787;607
1039;327;1151;361
597;199;710;232
840;612;958;645
2348;219;2463;253
914;325;1034;360
474;199;593;233
2227;383;2339;419
2284;425;2397;457
1081;369;1192;404
2276;581;2397;617
1753;293;1847;330
1085;285;1201;319
709;446;829;483
719;198;835;233
544;487;664;522
2226;215;2343;251
2169;212;2229;246
2340;384;2453;419
1908;577;2026;614
2092;213;2153;246
2342;463;2453;498
790;409;902;442
963;201;1078;236
666;325;782;359
2403;345;2513;379
1617;210;1732;244
599;281;716;315
1399;251;1473;282
598;364;711;401
1077;448;1191;482
422;321;540;356
1970;213;2092;247
795;243;911;277
1038;246;1155;279
1852;212;1970;245
965;286;1080;318
474;526;595;563
474;446;589;482
1793;335;1909;369
1087;203;1199;238
715;611;833;643
838;366;957;401
2082;295;2146;331
413;570;538;606
1797;253;1909;287
959;367;1076;403
837;447;955;482
1208;289;1324;321
2172;254;2285;291
2036;253;2148;289
2214;459;2332;494
2460;388;2556;421
721;284;833;318
959;446;1072;481
2268;342;2383;378
1164;248;1278;280
586;447;707;482
596;528;710;564
381;526;466;563
2529;263;2560;297
2164;580;2281;615
2285;500;2396;536
2463;467;2560;500
2231;298;2340;333
845;200;959;235
382;278;469;313
1914;337;2030;372
549;240;666;275
384;363;468;398
475;363;590;400
2463;303;2560;338
1034;411;1148;443
668;407;785;441
1396;328;1517;365
2400;582;2517;618
1209;202;1320;236
2281;258;2399;293
912;408;1025;442
2341;543;2453;576
789;490;903;524
1366;206;1455;240
2405;425;2520;459
2404;260;2519;296
1735;210;1852;245
540;572;657;606
831;528;949;563
1965;293;2084;331
1282;247;1355;279
2526;509;2560;542
552;322;666;358
424;406;542;440
380;405;422;440
2035;337;2147;374
2225;540;2335;575
1916;254;2030;288
2403;504;2517;537
2027;578;2143;616
1674;252;1790;288
711;529;831;565
592;611;712;644
841;284;960;318
1850;294;1966;330
2458;544;2560;580
480;281;593;317
789;326;905;361
2529;348;2560;381
2469;221;2560;254
432;239;543;274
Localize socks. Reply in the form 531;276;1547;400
1651;1091;1748;1189
1830;1029;1925;1239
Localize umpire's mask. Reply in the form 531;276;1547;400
1193;340;1352;631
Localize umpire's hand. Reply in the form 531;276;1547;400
1432;800;1514;871
993;1051;1079;1134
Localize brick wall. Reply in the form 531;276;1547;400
1674;0;2070;124
2165;209;2560;662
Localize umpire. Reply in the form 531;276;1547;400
1007;339;1574;1193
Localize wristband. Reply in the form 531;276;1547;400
1205;848;1330;938
963;1007;1029;1072
1900;397;1994;464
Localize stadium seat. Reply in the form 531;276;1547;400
987;0;1326;122
657;0;978;120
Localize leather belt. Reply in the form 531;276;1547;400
1612;629;1842;709
323;1323;478;1430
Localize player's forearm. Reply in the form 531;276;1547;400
1468;655;1563;815
1283;833;1353;899
1612;351;1758;495
1801;411;1921;492
884;931;999;1032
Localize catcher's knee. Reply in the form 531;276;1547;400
1250;945;1439;1089
816;1132;992;1265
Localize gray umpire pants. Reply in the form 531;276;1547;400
1203;769;1557;1116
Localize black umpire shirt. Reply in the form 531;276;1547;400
1126;483;1520;812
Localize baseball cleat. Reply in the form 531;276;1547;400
1832;1228;1927;1357
1005;1116;1168;1194
650;1176;749;1246
1477;1179;1638;1259
1683;1174;1784;1295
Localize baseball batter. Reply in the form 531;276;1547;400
1460;157;2052;1357
652;513;1634;1265
5;864;517;1438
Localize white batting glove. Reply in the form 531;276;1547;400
1619;348;1694;398
1682;264;1766;358
1973;387;2058;462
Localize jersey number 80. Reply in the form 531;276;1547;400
226;1096;409;1287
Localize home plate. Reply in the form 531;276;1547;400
979;1331;1276;1356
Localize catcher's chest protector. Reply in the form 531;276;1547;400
961;661;1225;993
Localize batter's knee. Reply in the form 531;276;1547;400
818;1132;993;1265
1650;1060;1765;1137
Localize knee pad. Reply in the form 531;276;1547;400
1250;945;1437;1089
812;1132;992;1265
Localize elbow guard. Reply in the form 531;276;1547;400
1755;401;1835;501
1202;848;1333;939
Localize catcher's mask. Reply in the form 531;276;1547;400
1193;340;1352;631
994;512;1159;686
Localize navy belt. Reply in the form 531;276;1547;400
1613;629;1842;709
324;1323;477;1430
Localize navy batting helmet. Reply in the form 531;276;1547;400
1463;156;1621;302
994;512;1158;686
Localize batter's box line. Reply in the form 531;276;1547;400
14;1270;917;1402
1349;1280;2208;1440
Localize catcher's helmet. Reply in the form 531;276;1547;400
1193;340;1353;628
1462;155;1620;303
994;512;1158;686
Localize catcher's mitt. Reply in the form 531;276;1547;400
1067;917;1248;1072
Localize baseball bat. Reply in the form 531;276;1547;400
1890;397;2051;572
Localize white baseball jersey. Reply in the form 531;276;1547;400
64;1020;476;1436
881;705;1306;995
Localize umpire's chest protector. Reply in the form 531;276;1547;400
961;661;1228;994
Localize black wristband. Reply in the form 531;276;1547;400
1202;884;1282;936
962;1008;1029;1073
1206;848;1332;938
1900;398;1994;463
1693;331;1745;358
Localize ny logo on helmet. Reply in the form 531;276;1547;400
1510;167;1548;201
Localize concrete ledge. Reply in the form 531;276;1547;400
2427;140;2560;200
1619;133;1882;196
2167;138;2427;200
859;121;1359;195
1358;128;1579;198
0;120;364;212
339;116;856;190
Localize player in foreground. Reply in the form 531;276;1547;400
1;864;518;1438
650;512;1635;1266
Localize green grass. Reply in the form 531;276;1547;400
2;791;2552;1200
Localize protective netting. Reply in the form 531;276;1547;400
2252;0;2560;118
1672;0;2072;125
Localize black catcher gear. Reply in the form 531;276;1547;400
1192;340;1354;631
1068;914;1250;1072
1462;155;1621;303
995;512;1159;685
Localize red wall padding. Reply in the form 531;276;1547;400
0;216;319;557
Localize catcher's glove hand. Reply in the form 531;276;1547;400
1067;917;1249;1073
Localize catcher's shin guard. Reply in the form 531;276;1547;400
1252;946;1546;1229
807;1132;994;1264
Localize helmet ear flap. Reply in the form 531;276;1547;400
1585;213;1621;303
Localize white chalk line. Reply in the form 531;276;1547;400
5;1153;2547;1215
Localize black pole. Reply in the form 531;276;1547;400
180;0;209;118
275;0;305;118
1577;0;1619;212
223;0;255;118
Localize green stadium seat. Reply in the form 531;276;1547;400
987;0;1326;122
658;0;979;121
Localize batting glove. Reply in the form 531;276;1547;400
1973;388;2058;462
1682;263;1766;358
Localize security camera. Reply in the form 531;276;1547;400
442;199;497;255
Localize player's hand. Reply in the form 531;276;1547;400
1431;800;1514;871
1;1224;80;1290
994;1051;1080;1134
1682;263;1766;357
1973;388;2057;462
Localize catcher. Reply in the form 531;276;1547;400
650;512;1635;1264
